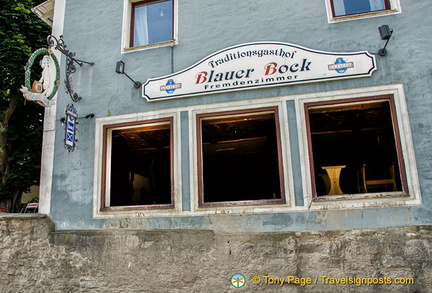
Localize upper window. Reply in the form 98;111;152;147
332;0;389;17
197;108;285;207
305;96;408;201
131;0;173;47
122;0;176;51
326;0;401;22
101;118;174;211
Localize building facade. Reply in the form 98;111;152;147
37;0;431;233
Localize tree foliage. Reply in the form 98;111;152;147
0;0;50;211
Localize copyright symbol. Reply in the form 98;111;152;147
252;276;261;284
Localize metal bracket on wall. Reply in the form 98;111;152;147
47;35;95;102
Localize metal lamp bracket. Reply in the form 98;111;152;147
377;25;393;56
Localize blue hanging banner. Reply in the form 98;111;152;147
64;104;78;152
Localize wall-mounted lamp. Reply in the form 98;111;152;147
378;25;393;56
115;61;142;88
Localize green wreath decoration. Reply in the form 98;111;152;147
24;48;60;100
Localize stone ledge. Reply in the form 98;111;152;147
0;213;48;220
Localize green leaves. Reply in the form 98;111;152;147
0;0;50;206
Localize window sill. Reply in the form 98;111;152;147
308;192;421;211
198;199;286;208
122;40;176;53
313;191;409;202
101;204;175;212
329;9;400;23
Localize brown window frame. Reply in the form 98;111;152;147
330;0;391;18
304;95;409;202
196;107;286;208
129;0;174;48
100;118;175;212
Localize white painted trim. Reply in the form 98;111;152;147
92;84;421;219
325;0;402;23
121;0;178;54
38;0;66;216
188;99;294;215
93;110;182;219
296;84;421;210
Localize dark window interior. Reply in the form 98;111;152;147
307;99;403;197
199;110;283;204
109;122;172;207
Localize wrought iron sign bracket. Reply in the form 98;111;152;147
59;113;95;124
47;35;95;102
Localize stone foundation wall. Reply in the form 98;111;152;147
1;215;431;292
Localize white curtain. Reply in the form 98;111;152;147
134;5;149;46
333;0;346;16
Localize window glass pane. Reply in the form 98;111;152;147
307;100;403;196
109;122;172;206
370;0;386;10
133;0;173;47
333;0;346;16
344;0;371;15
333;0;386;16
199;111;282;204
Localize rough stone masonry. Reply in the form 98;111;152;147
0;215;431;292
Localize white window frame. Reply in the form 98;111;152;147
121;0;178;53
92;85;420;219
189;100;295;215
93;110;182;219
196;107;286;208
324;0;401;23
297;84;421;210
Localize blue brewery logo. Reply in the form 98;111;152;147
160;79;182;94
328;58;354;74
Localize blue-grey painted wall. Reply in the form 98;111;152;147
48;0;432;231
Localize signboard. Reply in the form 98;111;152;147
20;48;60;107
64;105;78;152
142;42;377;101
